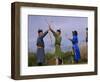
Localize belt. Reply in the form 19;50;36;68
37;46;44;48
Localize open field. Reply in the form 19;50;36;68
28;49;87;66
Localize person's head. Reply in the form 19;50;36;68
56;29;61;35
86;27;88;31
72;30;78;36
38;29;43;36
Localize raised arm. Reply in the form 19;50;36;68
49;25;56;37
41;30;48;38
69;38;73;42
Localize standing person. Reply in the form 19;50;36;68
86;28;88;43
36;29;49;66
69;31;81;63
49;26;63;65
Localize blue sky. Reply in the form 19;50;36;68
28;15;88;53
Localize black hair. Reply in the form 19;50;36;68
38;29;43;33
57;29;61;33
72;30;78;36
86;28;88;31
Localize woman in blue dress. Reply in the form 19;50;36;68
69;31;81;63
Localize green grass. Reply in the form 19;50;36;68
28;51;87;66
28;53;37;66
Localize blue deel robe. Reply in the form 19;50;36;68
36;31;48;64
71;35;81;62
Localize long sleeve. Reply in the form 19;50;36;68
50;28;56;37
69;35;78;44
36;30;48;47
41;30;48;38
72;35;78;44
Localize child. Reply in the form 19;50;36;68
36;29;49;66
69;31;81;63
49;26;63;65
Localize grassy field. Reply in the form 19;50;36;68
28;51;87;66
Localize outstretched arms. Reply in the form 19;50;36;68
49;25;56;37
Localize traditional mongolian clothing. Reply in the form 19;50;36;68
70;33;81;63
50;29;62;64
36;30;48;65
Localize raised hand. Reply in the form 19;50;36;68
47;25;51;32
49;25;52;31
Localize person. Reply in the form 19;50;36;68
49;26;63;65
36;29;49;66
68;31;81;63
86;28;88;43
